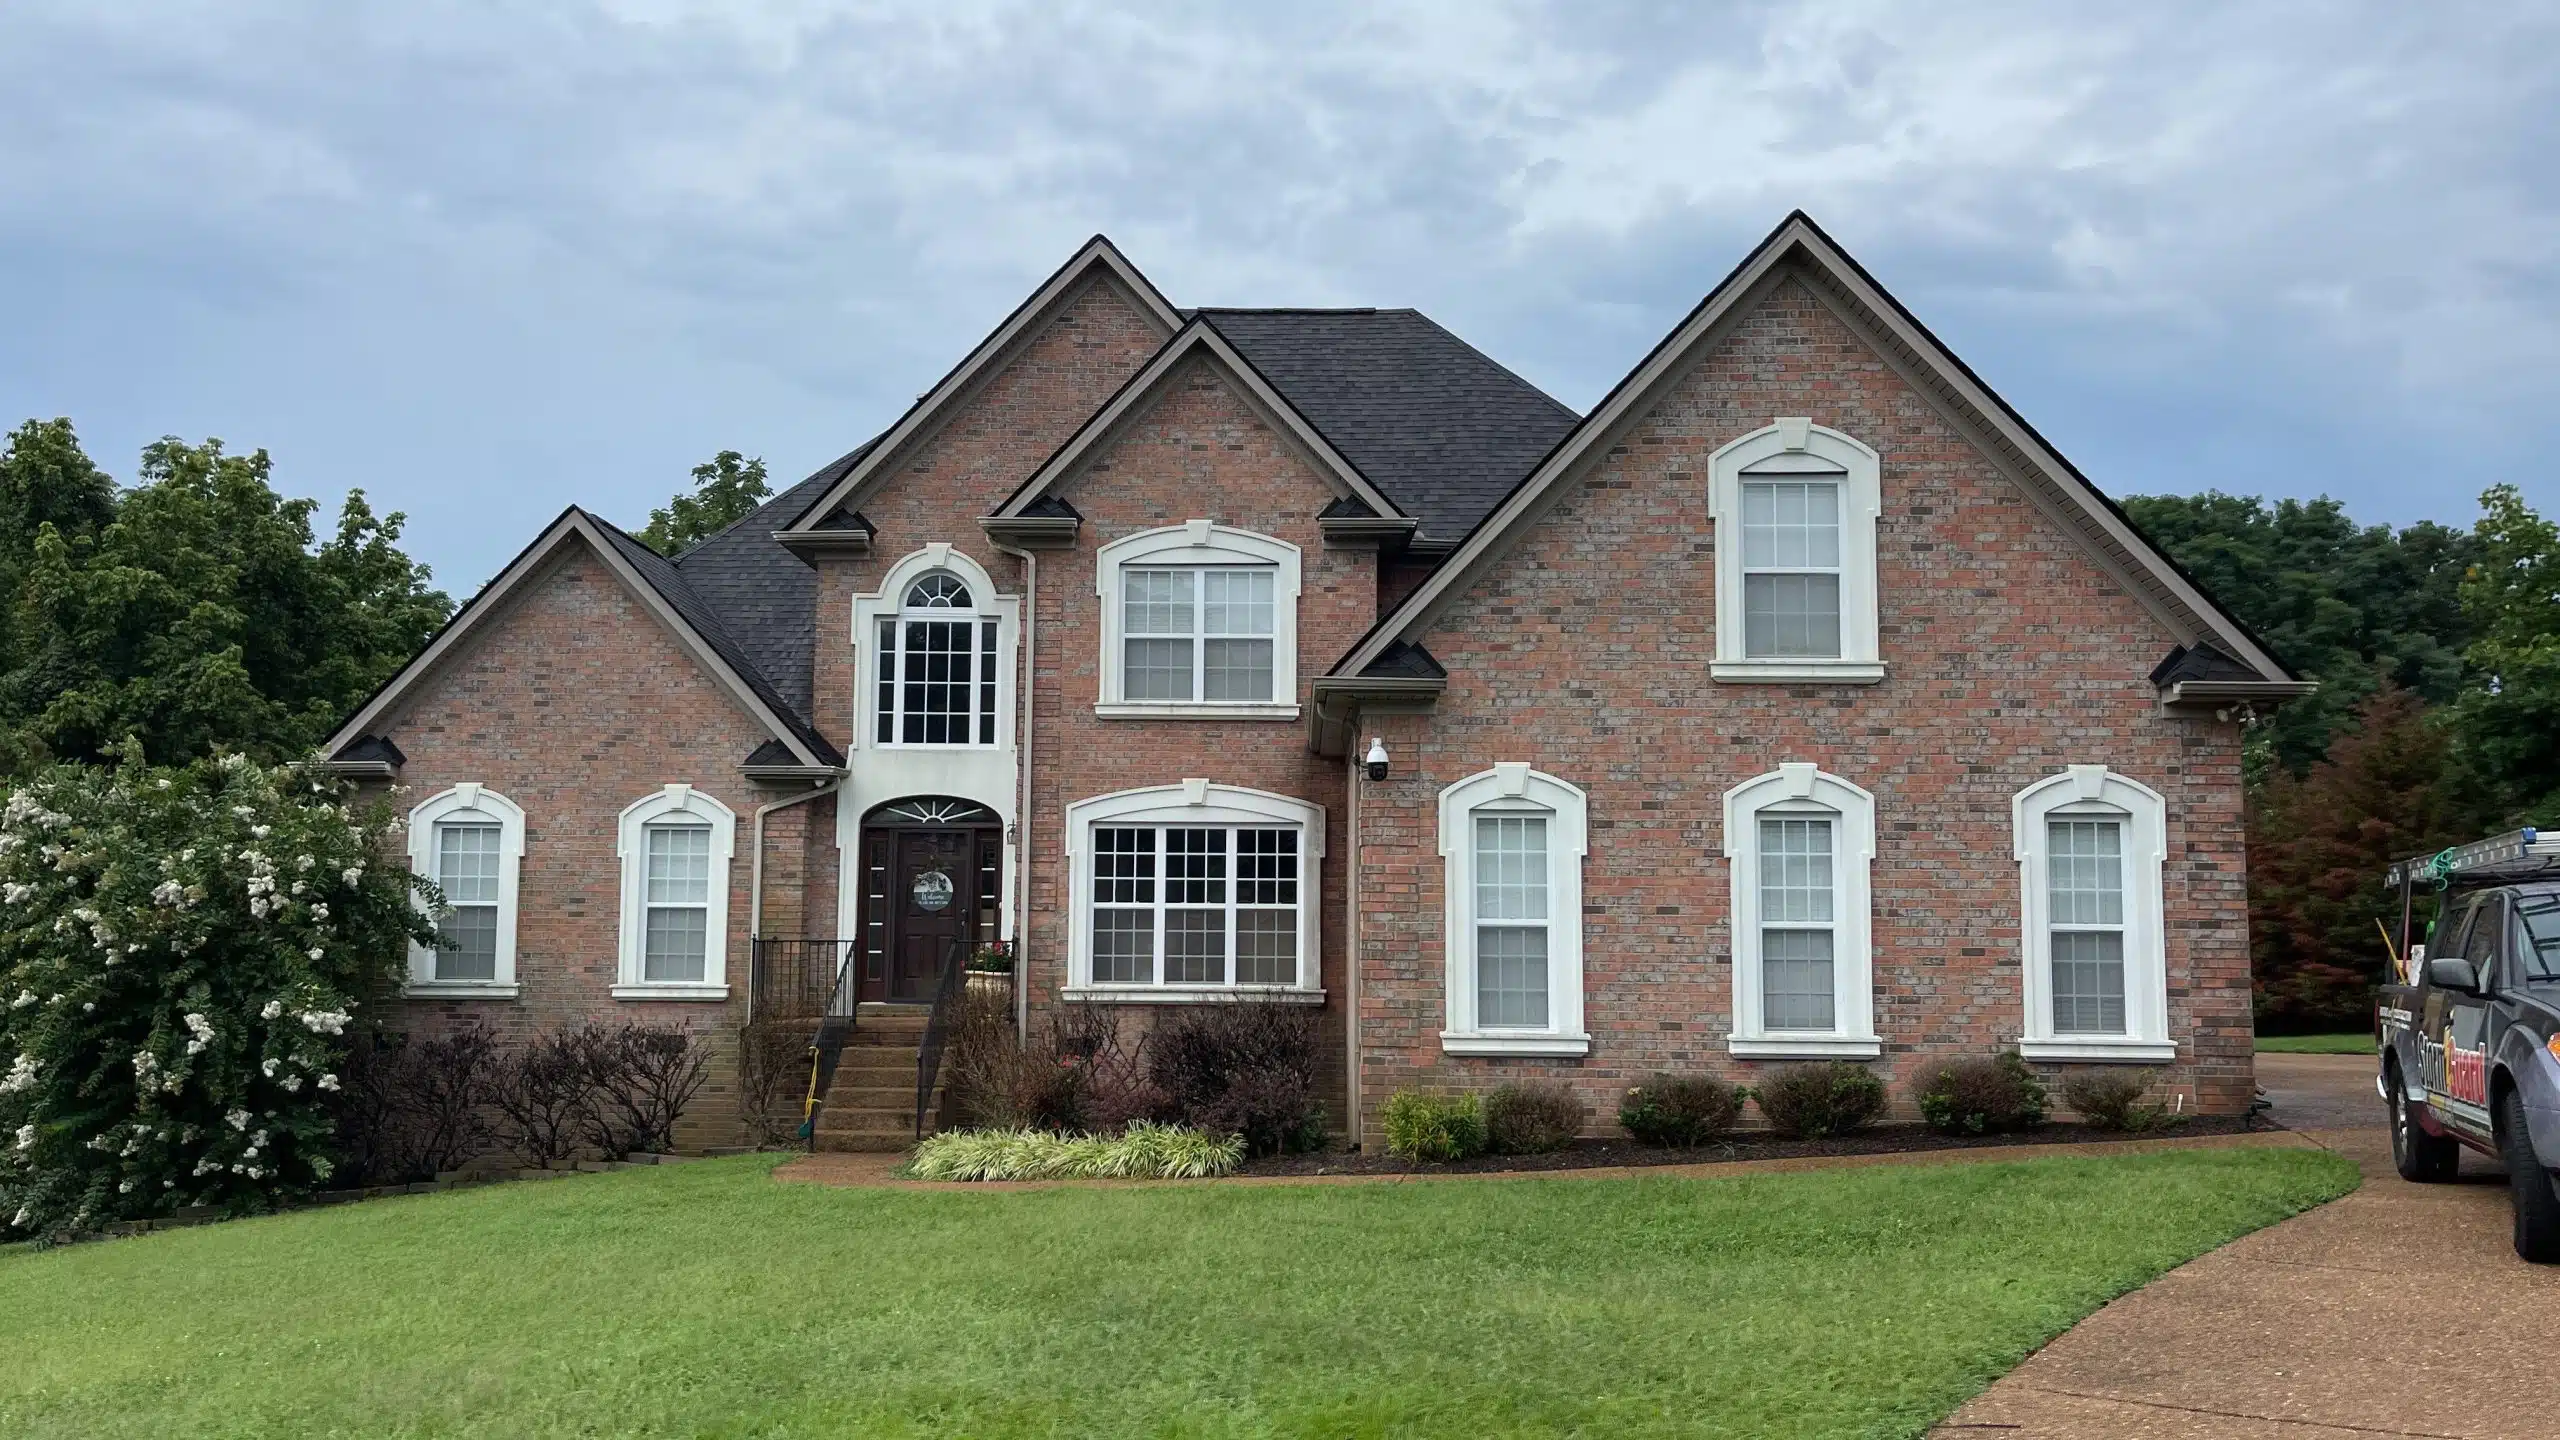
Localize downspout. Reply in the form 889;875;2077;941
992;540;1038;1047
1345;733;1363;1149
748;777;843;1022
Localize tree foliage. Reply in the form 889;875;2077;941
2452;483;2560;826
2121;491;2476;775
636;450;770;557
0;420;452;777
0;751;432;1238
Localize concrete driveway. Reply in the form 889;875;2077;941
1934;1052;2560;1439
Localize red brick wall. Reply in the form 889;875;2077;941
1350;272;2252;1141
1024;355;1381;1124
370;547;801;1149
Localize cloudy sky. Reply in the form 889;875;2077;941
3;1;2554;594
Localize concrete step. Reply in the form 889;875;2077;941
814;1131;911;1153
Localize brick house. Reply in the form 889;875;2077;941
324;213;2310;1150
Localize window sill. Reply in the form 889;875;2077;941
1727;1034;1882;1060
2018;1038;2176;1064
1062;986;1325;1005
1092;702;1302;722
1711;660;1886;685
610;983;733;1002
402;981;520;1001
1440;1031;1593;1057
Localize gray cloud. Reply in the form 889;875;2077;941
2;0;2553;589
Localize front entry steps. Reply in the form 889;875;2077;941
812;1005;945;1154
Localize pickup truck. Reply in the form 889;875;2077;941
2376;830;2560;1262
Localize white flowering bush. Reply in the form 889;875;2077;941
0;749;431;1238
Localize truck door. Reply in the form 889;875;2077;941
2438;893;2505;1137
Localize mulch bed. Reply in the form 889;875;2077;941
1237;1115;2266;1178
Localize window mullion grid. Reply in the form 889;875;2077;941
1190;570;1209;703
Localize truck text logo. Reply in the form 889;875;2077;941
2425;1025;2489;1108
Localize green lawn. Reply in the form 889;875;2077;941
2256;1032;2375;1054
0;1147;2355;1439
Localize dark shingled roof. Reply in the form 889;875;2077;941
2148;642;2261;687
1196;309;1580;544
593;514;843;766
333;734;405;766
1359;641;1447;680
671;442;877;728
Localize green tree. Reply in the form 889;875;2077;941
2452;483;2560;824
636;450;770;556
0;422;452;776
2122;491;2477;775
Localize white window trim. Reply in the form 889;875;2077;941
1708;418;1884;684
1725;763;1880;1058
1093;520;1301;720
2014;766;2175;1063
1062;779;1325;1001
404;783;525;999
613;784;737;1001
1438;763;1591;1057
851;544;1020;753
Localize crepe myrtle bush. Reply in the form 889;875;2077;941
0;748;431;1239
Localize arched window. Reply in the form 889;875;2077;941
876;568;999;746
1724;763;1879;1057
1438;764;1591;1056
1094;521;1301;719
405;783;526;998
615;784;737;1000
2013;766;2174;1062
1708;419;1884;684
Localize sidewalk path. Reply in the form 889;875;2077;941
1932;1052;2560;1439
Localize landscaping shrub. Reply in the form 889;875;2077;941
1380;1090;1485;1162
1483;1081;1587;1154
1752;1062;1888;1139
735;1018;811;1149
1916;1051;2049;1134
493;1027;598;1168
398;1022;504;1176
946;981;1031;1129
577;1022;709;1158
1147;1000;1326;1155
1618;1073;1746;1146
0;752;432;1238
907;1122;1244;1181
2062;1071;2175;1132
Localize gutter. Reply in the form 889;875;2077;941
991;537;1041;1047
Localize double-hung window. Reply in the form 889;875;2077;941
1439;764;1590;1056
2012;766;2172;1061
1725;764;1878;1057
876;571;998;746
615;784;736;1000
1123;568;1276;703
1095;522;1302;718
1709;419;1883;683
1067;783;1323;997
404;783;526;997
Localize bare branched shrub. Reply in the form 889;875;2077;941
1146;1000;1325;1155
400;1023;503;1178
490;1030;595;1168
577;1023;709;1158
737;1020;813;1148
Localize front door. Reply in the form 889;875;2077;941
858;807;1001;1004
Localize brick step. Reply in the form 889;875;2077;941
829;1047;921;1071
813;1131;911;1153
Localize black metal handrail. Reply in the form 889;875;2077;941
776;939;859;1150
751;937;857;1024
914;937;969;1139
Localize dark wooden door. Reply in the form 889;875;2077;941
860;824;1000;1003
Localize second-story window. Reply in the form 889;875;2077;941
1740;478;1843;659
1123;567;1277;703
877;571;998;746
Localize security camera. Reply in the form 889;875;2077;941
1363;737;1389;783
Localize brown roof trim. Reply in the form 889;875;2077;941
781;236;1182;534
1329;211;2299;686
320;510;836;771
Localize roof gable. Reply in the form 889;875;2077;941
1330;211;2300;686
323;509;840;770
990;318;1408;523
781;236;1180;534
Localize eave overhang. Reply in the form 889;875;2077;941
1306;674;1446;757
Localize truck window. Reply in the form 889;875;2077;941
2514;894;2560;985
2436;896;2479;965
2462;894;2508;991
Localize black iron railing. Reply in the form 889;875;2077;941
749;938;856;1024
914;937;968;1139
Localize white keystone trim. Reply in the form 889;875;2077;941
851;543;1021;752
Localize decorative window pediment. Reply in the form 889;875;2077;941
2013;766;2174;1062
1094;522;1301;720
405;784;527;999
614;784;737;1001
1062;781;1324;1001
1724;763;1879;1058
853;545;1019;752
1709;419;1884;685
1438;764;1590;1057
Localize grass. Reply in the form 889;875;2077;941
2256;1032;2374;1054
0;1147;2355;1439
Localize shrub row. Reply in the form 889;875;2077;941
908;1122;1244;1181
1382;1055;2175;1161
